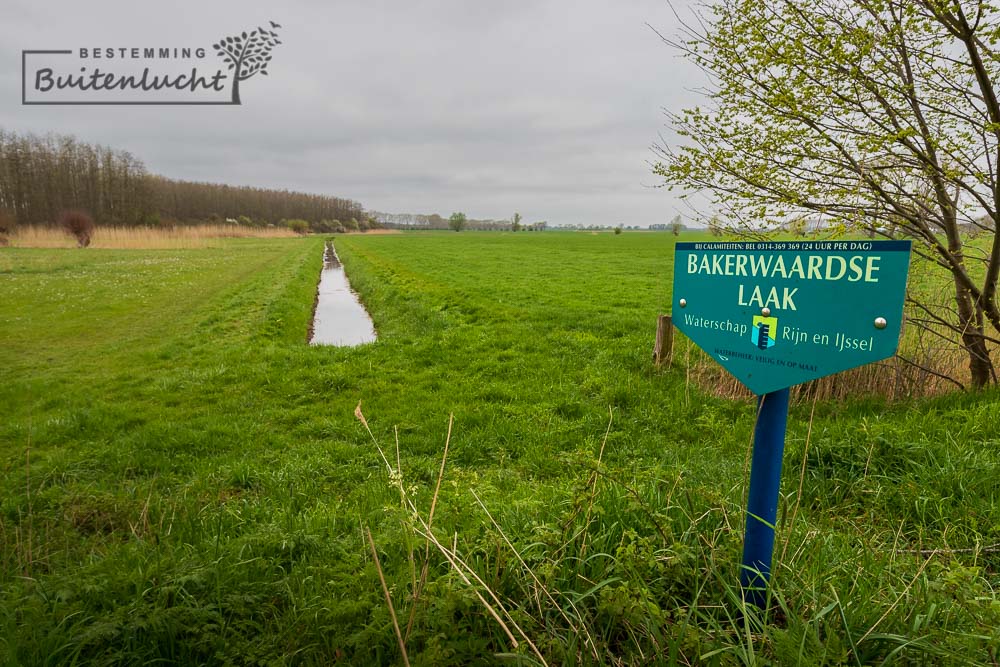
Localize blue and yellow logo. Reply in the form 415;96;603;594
751;315;777;349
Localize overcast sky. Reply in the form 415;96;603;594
0;0;705;227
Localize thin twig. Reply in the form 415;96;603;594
396;425;418;596
742;397;766;499
857;554;934;646
891;541;1000;555
366;528;411;667
405;414;453;641
580;407;613;558
355;401;394;475
24;440;32;575
781;393;818;563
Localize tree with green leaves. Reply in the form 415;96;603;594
512;212;522;232
670;214;683;236
449;211;467;232
656;0;1000;387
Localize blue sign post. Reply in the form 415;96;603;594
740;387;789;607
671;240;911;607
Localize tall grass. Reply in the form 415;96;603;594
10;224;297;249
357;403;999;665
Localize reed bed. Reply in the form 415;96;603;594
677;333;982;402
8;224;297;249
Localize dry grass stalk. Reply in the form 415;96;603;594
410;513;549;666
366;527;411;667
9;224;297;249
471;488;600;661
780;393;818;563
412;517;523;651
354;400;395;476
405;414;453;640
24;444;32;576
856;554;935;646
579;406;613;559
356;407;550;665
395;426;418;596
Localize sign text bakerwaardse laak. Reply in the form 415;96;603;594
672;240;912;395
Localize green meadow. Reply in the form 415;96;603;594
3;232;1000;665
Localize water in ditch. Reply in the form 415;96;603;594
309;243;377;346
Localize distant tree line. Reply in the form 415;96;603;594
0;129;148;228
147;176;364;227
0;129;365;228
372;210;548;231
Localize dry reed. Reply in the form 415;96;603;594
9;224;297;249
679;336;983;402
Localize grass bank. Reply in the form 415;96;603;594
2;232;999;665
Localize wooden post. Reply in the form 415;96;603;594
653;314;673;367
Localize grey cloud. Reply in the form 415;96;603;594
0;0;704;226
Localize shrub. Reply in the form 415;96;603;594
0;209;14;246
614;227;623;235
285;219;310;235
312;219;343;234
0;209;15;235
58;210;95;247
141;212;166;228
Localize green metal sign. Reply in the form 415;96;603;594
672;240;912;395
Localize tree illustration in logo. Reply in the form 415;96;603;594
212;21;282;104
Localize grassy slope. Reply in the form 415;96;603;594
2;232;999;665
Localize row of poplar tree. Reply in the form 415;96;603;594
0;129;365;227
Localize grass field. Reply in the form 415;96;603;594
3;232;1000;665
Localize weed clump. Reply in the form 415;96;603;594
58;210;95;247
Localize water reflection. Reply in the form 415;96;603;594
310;243;377;346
